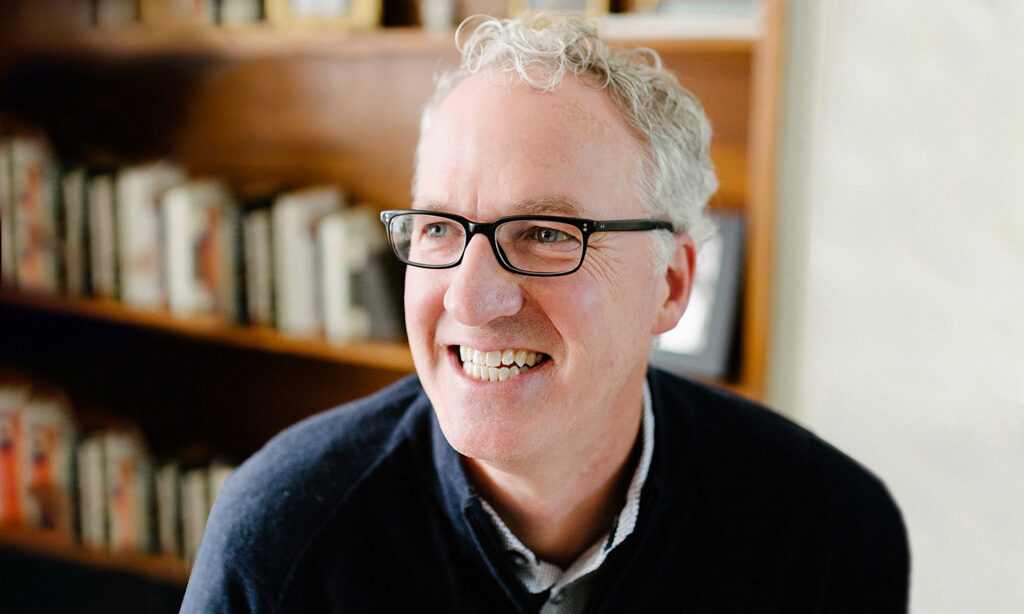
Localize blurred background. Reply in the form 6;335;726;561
0;0;1020;612
773;2;1023;612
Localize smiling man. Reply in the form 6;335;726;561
182;16;909;613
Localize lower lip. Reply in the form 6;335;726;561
448;348;548;384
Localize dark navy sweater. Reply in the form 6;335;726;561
181;368;909;613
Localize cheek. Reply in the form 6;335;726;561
562;262;660;359
404;270;443;346
538;273;617;361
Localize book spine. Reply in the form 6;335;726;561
0;139;15;288
155;462;182;557
21;399;75;530
193;190;222;314
180;466;208;563
319;211;372;343
273;187;342;337
0;395;26;525
140;0;216;26
117;162;185;309
104;432;152;553
62;168;90;297
95;0;141;26
88;174;119;300
244;208;274;327
220;0;263;25
219;202;244;323
163;184;195;316
77;435;107;548
11;138;61;294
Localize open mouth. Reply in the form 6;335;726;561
455;345;549;382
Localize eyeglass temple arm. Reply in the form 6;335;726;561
592;220;675;233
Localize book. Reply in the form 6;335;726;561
62;167;91;297
220;0;263;24
243;206;275;327
88;173;119;300
360;242;405;342
272;185;344;337
163;179;242;319
317;208;372;343
155;461;182;556
22;397;75;531
10;136;62;294
0;139;15;288
140;0;216;26
95;0;141;26
76;434;107;548
600;0;763;40
180;466;208;562
116;161;186;309
103;431;153;553
0;386;31;526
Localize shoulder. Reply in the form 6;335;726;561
650;367;890;494
222;372;428;515
182;374;430;610
648;366;908;558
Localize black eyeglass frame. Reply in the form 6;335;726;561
379;209;675;277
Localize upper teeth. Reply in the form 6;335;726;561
459;345;543;382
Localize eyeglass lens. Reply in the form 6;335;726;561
388;213;585;274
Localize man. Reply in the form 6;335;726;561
182;16;909;613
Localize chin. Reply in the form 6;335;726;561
433;403;530;464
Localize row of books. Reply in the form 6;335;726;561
57;0;263;28
0;132;404;343
49;0;364;28
0;383;233;561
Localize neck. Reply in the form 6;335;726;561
464;392;644;568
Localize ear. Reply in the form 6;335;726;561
652;233;697;335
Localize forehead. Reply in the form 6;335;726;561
415;72;644;219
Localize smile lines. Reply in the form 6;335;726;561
458;345;546;382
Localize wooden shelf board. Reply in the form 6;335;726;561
3;24;753;63
4;25;450;61
0;290;415;373
0;526;190;586
610;37;754;54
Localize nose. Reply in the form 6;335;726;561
443;234;524;326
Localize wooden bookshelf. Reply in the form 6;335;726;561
0;526;190;586
0;7;782;408
0;0;783;595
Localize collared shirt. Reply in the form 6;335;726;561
479;381;655;614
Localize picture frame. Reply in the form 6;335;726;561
507;0;610;19
650;210;744;381
265;0;381;30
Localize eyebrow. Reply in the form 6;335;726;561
411;197;586;217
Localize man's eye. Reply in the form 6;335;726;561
525;226;574;244
424;222;452;238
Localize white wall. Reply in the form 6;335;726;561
771;1;1024;612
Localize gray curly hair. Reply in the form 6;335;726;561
413;14;718;264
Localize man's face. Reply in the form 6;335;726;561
408;73;681;464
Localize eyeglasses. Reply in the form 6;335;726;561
380;209;674;277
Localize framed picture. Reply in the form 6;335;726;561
507;0;610;19
650;210;744;381
265;0;381;29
